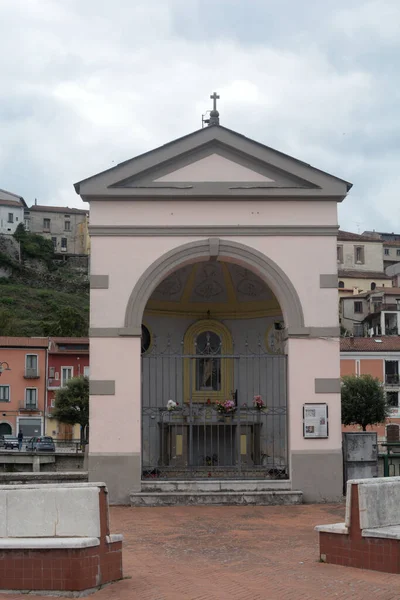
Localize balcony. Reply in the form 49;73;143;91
386;374;400;386
24;368;40;379
19;401;40;412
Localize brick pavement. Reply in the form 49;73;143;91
2;503;400;600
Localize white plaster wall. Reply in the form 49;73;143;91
89;199;338;227
90;234;338;330
288;337;341;451
0;206;24;234
155;154;274;182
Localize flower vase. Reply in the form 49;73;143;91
224;415;232;424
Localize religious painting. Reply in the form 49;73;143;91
195;331;221;392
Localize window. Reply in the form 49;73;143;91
397;249;400;257
25;354;38;377
371;282;376;290
43;218;51;230
354;301;363;314
0;386;10;402
354;246;364;264
25;388;38;409
338;281;345;289
141;325;151;354
61;367;73;387
397;299;400;310
337;245;343;263
387;391;399;408
24;219;30;231
83;366;90;378
385;248;390;256
385;361;399;385
51;237;57;250
49;367;55;378
7;213;13;223
61;238;67;251
64;221;71;231
354;324;363;337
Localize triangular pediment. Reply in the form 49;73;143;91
154;153;275;183
75;125;351;200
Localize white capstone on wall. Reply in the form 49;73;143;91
3;487;101;538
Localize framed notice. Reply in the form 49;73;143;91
303;403;329;439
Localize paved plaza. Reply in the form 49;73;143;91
4;503;400;600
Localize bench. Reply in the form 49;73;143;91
0;482;123;593
315;476;400;573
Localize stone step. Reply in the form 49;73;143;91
130;490;303;507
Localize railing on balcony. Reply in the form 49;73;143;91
371;303;400;313
19;401;39;412
386;374;400;386
24;368;40;379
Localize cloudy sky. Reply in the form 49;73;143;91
1;0;399;233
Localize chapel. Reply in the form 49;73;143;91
75;94;351;504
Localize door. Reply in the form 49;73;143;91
0;423;12;436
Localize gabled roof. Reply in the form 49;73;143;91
341;337;400;352
49;337;89;354
0;337;48;348
26;205;88;214
337;230;381;243
74;125;352;201
338;270;390;279
0;188;27;207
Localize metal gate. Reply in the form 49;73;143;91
141;335;288;480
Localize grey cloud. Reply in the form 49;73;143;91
0;0;398;234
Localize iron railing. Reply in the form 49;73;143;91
141;334;288;480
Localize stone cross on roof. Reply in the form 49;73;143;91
208;92;220;126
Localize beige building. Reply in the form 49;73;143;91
337;230;390;296
341;287;400;336
24;205;89;255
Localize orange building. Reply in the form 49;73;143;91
340;336;400;440
0;337;48;438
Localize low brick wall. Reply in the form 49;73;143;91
0;539;122;592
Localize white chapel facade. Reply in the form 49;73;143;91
75;101;351;504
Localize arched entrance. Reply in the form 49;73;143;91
140;257;289;481
0;422;12;436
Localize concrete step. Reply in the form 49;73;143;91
130;490;303;507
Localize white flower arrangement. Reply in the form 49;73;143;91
166;399;178;411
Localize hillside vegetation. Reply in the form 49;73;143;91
0;225;89;337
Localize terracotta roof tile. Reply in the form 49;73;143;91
338;270;391;279
26;205;88;214
0;337;48;348
48;337;89;354
337;230;381;243
341;337;400;352
0;199;24;208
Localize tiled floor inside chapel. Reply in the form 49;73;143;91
3;503;400;600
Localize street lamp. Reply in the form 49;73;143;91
0;362;11;376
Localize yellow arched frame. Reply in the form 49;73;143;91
183;320;233;404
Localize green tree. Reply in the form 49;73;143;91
0;309;19;335
41;306;88;337
14;224;54;263
53;376;89;443
341;375;389;431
